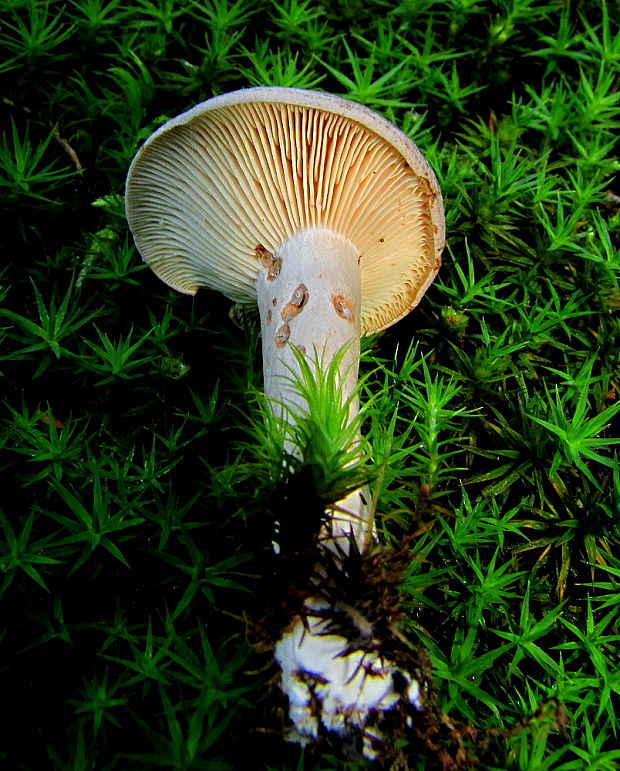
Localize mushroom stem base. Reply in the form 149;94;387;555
271;536;434;762
275;601;425;760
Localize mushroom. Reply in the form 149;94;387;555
126;87;444;758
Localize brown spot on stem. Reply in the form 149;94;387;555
274;324;290;347
256;244;281;280
266;309;272;323
332;294;354;322
291;283;308;308
267;257;282;280
255;244;273;267
281;283;309;321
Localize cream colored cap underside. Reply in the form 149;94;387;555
127;100;440;334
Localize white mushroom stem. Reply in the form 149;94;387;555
256;227;371;552
256;228;424;756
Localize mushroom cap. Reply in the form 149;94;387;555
126;87;444;334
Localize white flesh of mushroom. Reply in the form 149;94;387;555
275;598;424;759
256;227;370;550
256;226;424;754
